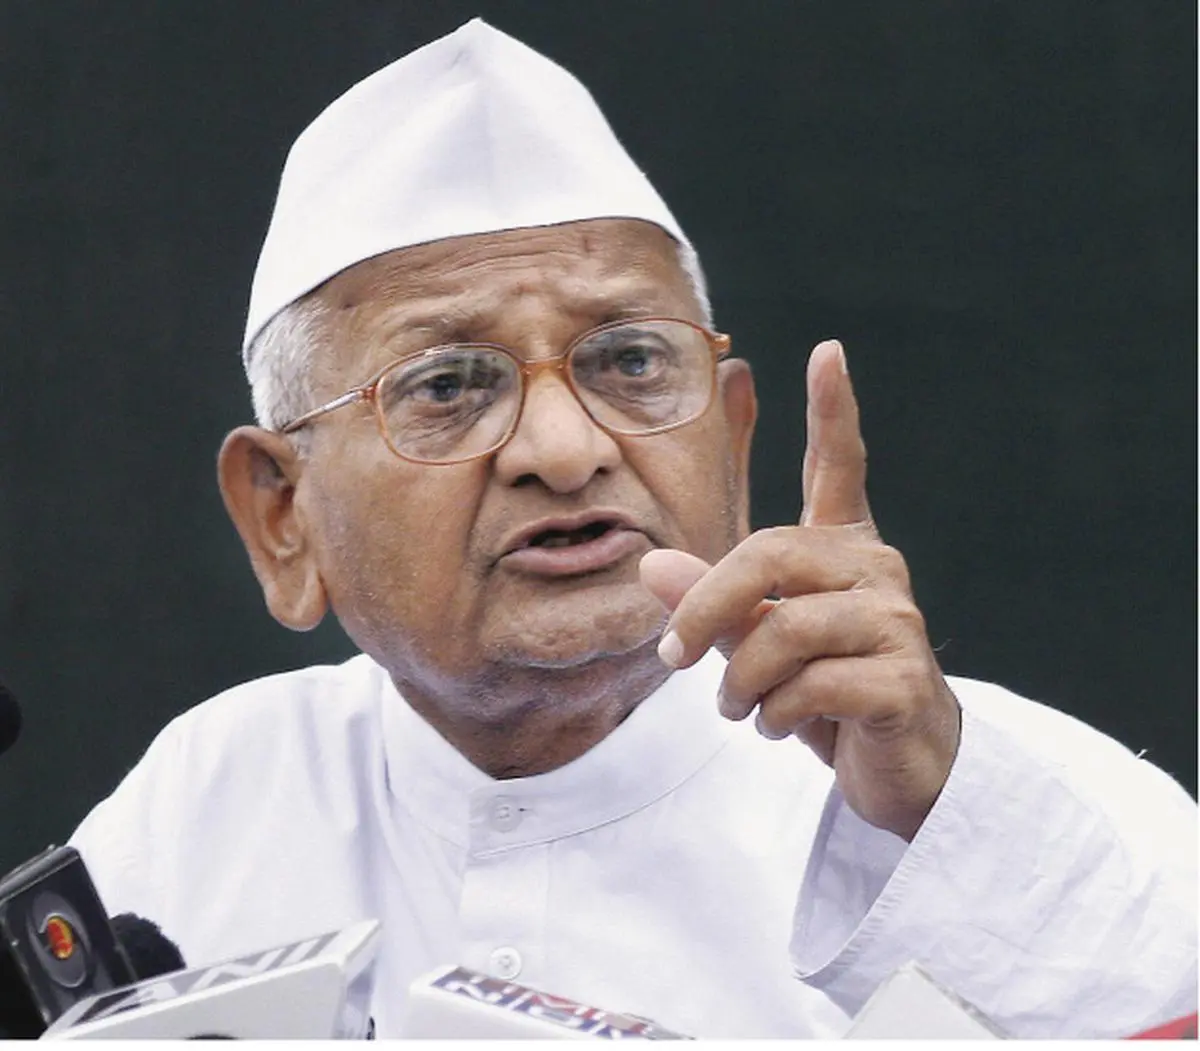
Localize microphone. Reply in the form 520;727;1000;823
0;680;22;758
0;845;136;1038
844;961;1007;1039
42;918;380;1039
1127;1012;1198;1039
402;964;692;1039
110;913;186;980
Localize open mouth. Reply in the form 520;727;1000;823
501;516;644;576
524;520;616;549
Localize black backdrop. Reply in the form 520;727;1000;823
1;1;1195;869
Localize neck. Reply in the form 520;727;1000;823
393;643;672;779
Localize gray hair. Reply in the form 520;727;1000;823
243;240;712;431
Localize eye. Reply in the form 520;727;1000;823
574;331;676;385
380;351;516;422
375;349;521;461
415;368;467;404
612;344;659;378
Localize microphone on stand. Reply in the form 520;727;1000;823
0;682;183;1037
0;680;23;758
843;961;1006;1039
41;919;380;1039
403;964;692;1039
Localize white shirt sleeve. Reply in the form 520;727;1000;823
69;719;184;924
789;677;1198;1039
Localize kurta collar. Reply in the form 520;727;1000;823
379;650;731;852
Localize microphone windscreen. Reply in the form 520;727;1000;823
0;682;21;758
109;914;186;979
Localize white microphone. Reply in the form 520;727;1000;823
843;961;1007;1039
40;919;380;1040
402;964;692;1039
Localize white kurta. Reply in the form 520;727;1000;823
69;651;1196;1038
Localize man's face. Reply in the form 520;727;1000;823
292;219;755;697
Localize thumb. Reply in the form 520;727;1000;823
639;548;775;662
639;548;711;613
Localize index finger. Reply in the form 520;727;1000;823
800;340;873;528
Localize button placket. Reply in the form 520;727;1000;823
462;794;548;990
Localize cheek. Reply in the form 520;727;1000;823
629;426;740;563
306;455;485;641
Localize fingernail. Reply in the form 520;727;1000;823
833;341;848;375
657;630;684;668
755;709;790;740
717;686;738;720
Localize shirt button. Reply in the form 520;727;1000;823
489;796;523;832
488;946;523;980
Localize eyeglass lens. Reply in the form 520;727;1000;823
375;320;714;463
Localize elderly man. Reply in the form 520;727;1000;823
69;19;1195;1039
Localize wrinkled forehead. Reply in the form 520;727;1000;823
312;218;700;363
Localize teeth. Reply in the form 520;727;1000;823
527;522;615;549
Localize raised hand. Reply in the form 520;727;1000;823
640;340;961;842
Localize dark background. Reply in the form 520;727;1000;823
0;1;1195;869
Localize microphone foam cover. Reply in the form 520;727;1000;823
109;913;186;980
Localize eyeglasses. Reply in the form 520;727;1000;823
278;317;731;465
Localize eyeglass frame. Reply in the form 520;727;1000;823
276;316;733;466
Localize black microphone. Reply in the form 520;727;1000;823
42;920;381;1039
0;680;22;758
110;913;186;980
0;845;136;1038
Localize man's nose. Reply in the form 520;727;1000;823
492;371;622;492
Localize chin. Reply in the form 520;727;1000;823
481;583;666;671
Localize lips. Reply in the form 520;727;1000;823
498;512;649;577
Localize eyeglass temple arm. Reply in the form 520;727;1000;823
278;390;368;434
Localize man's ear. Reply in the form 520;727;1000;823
217;426;328;631
717;358;758;540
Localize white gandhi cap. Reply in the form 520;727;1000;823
243;18;693;353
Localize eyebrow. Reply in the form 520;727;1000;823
373;284;678;348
